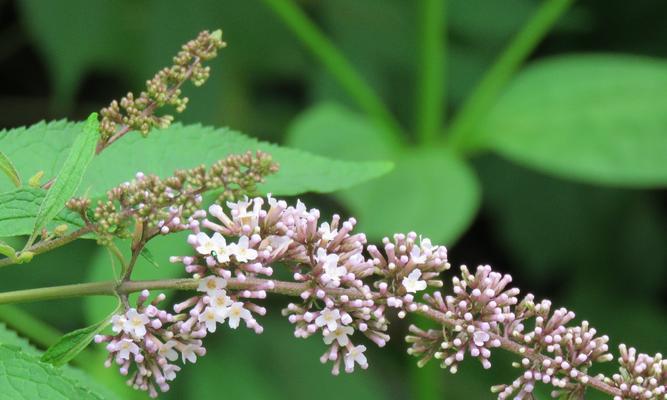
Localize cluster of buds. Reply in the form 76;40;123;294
94;194;666;399
66;151;276;244
98;29;226;145
609;345;667;399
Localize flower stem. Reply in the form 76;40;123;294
446;0;573;152
0;276;625;397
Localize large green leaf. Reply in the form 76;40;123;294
0;120;391;196
0;344;103;400
476;54;667;187
32;114;98;239
0;188;85;238
286;103;480;244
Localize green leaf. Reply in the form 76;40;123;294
139;247;160;268
0;344;104;399
41;314;115;367
0;240;17;262
31;114;99;240
0;151;21;187
0;120;392;197
477;54;667;187
286;103;481;244
0;188;85;238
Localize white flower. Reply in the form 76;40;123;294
344;345;368;372
402;269;427;293
111;314;127;334
124;308;150;338
197;276;228;295
117;339;140;361
209;290;233;312
315;308;340;331
473;330;490;347
317;248;347;286
230;236;258;263
410;246;427;265
198;307;225;333
267;235;291;253
162;364;181;381
158;340;179;362
181;344;199;364
221;302;252;329
323;325;354;346
195;232;230;262
318;222;338;241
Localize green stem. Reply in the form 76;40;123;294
416;0;447;144
446;0;573;151
261;0;405;142
0;225;94;269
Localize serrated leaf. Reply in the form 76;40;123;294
0;120;392;197
31;114;99;240
41;313;115;367
0;151;21;187
476;54;667;187
0;344;103;399
0;188;85;238
286;103;480;244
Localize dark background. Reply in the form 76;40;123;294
1;0;666;399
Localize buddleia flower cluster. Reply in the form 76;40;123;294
95;194;666;399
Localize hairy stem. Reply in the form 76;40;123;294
261;0;405;143
446;0;573;152
0;276;623;397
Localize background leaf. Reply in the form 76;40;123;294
0;188;85;238
287;103;480;243
475;54;667;187
0;344;104;400
32;113;98;238
0;151;21;188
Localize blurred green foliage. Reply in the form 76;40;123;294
1;0;666;399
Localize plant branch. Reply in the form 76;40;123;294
261;0;405;143
0;276;624;397
0;224;94;269
416;0;447;145
446;0;573;152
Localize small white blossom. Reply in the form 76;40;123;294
124;308;150;338
117;339;140;361
324;325;354;346
402;269;427;293
163;364;181;381
158;340;179;362
318;222;338;241
111;314;127;334
344;345;368;372
198;307;226;333
209;290;233;312
230;236;258;263
195;232;229;262
317;248;347;286
315;308;341;331
181;344;199;364
410;246;427;265
222;302;252;329
197;276;227;295
473;330;490;347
